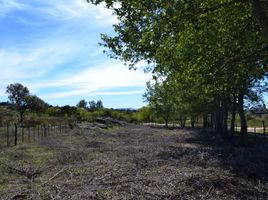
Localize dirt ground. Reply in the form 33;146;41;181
0;124;268;200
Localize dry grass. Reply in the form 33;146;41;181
0;125;267;199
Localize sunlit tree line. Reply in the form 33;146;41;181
89;0;268;139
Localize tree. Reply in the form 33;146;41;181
96;100;104;109
27;95;49;113
77;99;87;108
60;105;77;117
6;83;30;123
89;0;268;139
144;78;176;128
88;100;96;111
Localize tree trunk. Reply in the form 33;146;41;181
210;114;215;129
19;111;24;123
203;114;208;128
216;103;223;133
238;92;247;140
179;116;186;129
164;117;169;128
222;101;229;138
190;116;196;128
230;96;237;137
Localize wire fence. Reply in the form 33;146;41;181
143;122;268;138
0;123;70;148
235;121;267;138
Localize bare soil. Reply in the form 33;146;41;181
0;125;268;199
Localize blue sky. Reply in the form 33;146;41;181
0;0;151;108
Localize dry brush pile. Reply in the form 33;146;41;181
0;124;267;199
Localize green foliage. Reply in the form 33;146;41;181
6;83;30;122
134;106;155;122
27;95;49;113
96;100;104;109
88;0;268;135
88;100;97;111
77;99;87;108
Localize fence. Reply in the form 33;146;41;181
0;123;69;148
144;122;268;138
235;121;267;138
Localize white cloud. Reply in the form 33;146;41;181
0;0;118;27
0;39;79;82
92;90;145;96
30;61;151;99
0;0;25;15
0;0;150;106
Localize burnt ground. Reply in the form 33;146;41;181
0;125;268;200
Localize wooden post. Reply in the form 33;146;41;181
28;127;30;141
37;125;40;140
22;126;24;143
44;125;47;138
254;127;256;135
14;123;18;146
33;126;35;141
6;124;10;147
41;125;43;139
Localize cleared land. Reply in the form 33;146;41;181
0;125;268;199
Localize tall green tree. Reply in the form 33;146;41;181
77;99;87;108
144;78;177;128
6;83;30;123
27;95;49;113
89;0;268;138
96;100;104;109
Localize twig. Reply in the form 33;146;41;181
205;185;213;197
40;167;67;187
49;167;67;182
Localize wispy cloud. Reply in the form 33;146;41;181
0;0;25;15
2;0;117;26
29;61;151;99
0;38;81;82
0;0;150;108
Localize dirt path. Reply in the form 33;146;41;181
0;125;268;199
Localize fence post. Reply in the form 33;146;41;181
14;123;18;146
44;125;47;138
254;127;256;135
28;127;30;141
32;126;35;141
6;124;10;147
37;125;40;140
22;126;24;143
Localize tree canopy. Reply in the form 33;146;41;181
89;0;268;138
6;83;30;123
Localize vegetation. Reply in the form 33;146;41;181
1;1;268;198
6;83;31;123
89;0;268;141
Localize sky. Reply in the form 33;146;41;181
0;0;152;109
